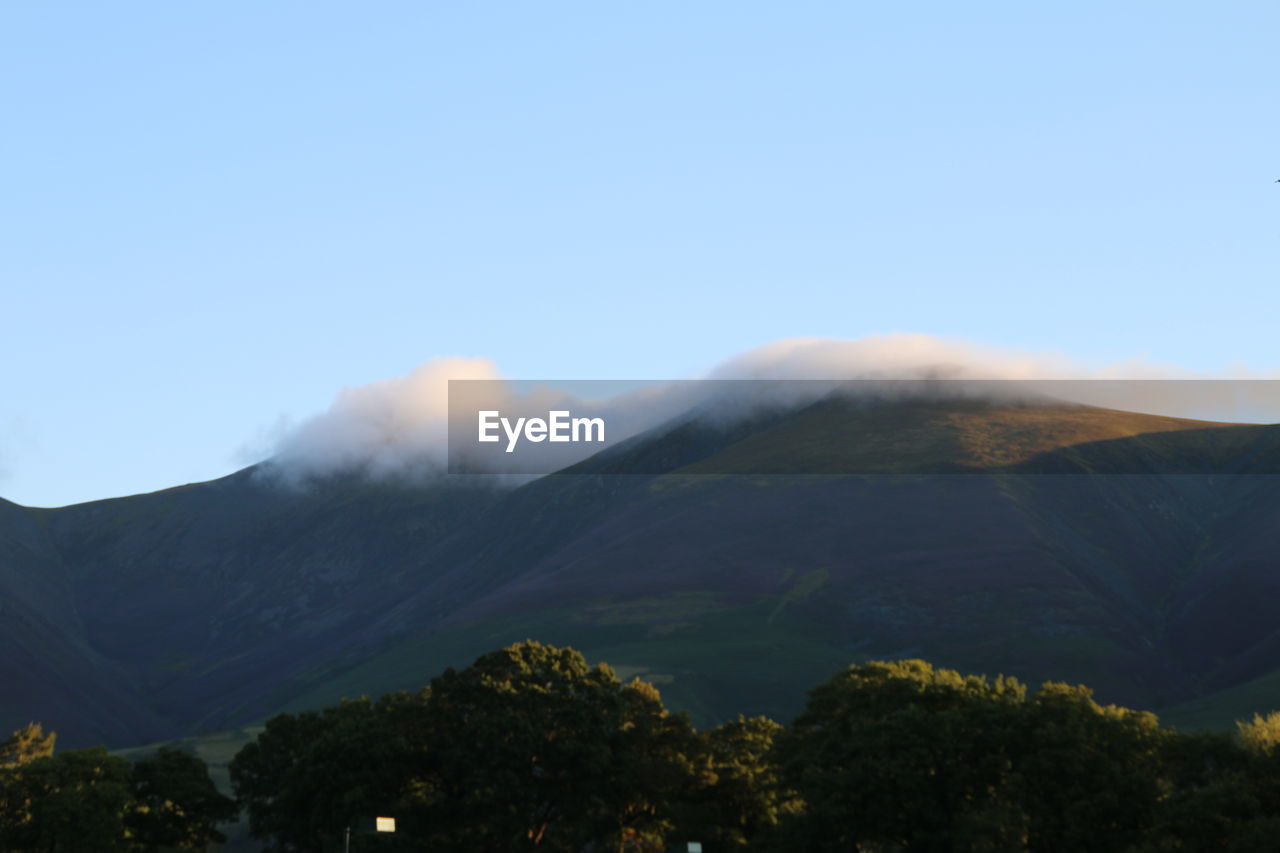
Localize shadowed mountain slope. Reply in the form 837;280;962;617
0;498;167;745
12;472;504;744
4;398;1280;745
302;404;1280;725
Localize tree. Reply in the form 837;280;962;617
0;724;55;767
777;659;1029;852
775;660;1171;852
1134;729;1274;851
596;676;709;851
231;708;332;851
1;725;234;852
675;715;798;849
0;722;59;847
1237;711;1280;754
410;641;703;852
126;747;238;849
1003;682;1166;851
0;748;133;853
231;642;703;852
231;695;419;852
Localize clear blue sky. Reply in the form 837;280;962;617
3;2;1278;507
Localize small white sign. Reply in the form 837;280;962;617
375;816;396;833
687;844;702;853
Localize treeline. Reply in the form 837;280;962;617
227;644;1280;852
9;643;1280;851
0;724;235;850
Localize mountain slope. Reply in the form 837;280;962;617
4;397;1280;744
6;471;504;743
251;401;1280;727
0;498;168;744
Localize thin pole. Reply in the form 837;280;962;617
344;825;351;853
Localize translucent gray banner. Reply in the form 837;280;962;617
446;379;1280;476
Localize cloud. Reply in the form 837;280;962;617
704;336;1280;424
264;357;502;483
232;414;296;468
260;335;1280;483
0;415;38;487
708;335;1090;380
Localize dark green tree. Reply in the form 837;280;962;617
777;659;1029;852
776;659;1174;852
675;715;798;850
126;746;238;850
0;747;133;853
1135;725;1280;851
0;722;58;845
231;694;420;852
231;707;331;850
1005;682;1166;851
231;642;702;852
410;641;702;852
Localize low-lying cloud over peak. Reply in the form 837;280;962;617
260;335;1280;483
709;335;1214;381
268;357;501;482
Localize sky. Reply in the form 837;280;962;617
2;2;1278;507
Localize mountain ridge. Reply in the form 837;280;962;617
4;398;1280;746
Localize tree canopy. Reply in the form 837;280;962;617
0;723;55;767
17;645;1280;850
0;729;234;852
778;660;1171;852
232;641;713;852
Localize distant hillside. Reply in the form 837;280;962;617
4;396;1280;746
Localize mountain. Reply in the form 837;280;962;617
2;472;504;745
4;396;1280;746
0;497;167;744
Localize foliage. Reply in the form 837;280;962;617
1132;730;1264;851
675;715;799;849
1237;710;1280;754
126;747;238;849
230;694;419;852
23;644;1280;850
224;646;1280;850
775;660;1168;852
0;747;133;853
0;723;55;767
391;642;706;851
233;641;708;852
0;728;234;852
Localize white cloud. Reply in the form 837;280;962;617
260;335;1280;482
